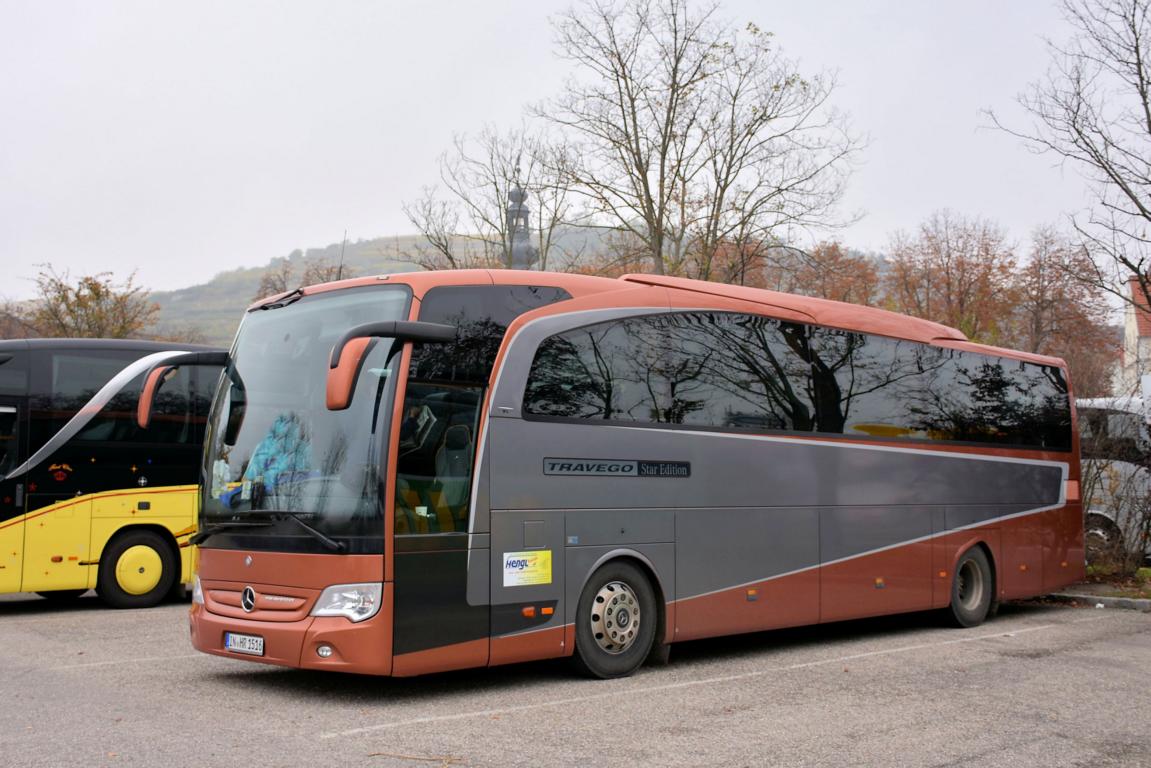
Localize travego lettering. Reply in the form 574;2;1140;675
543;457;691;478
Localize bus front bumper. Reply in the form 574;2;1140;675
189;589;394;675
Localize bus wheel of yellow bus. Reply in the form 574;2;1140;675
948;546;993;628
572;561;658;679
96;530;177;609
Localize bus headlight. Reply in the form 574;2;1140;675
191;574;204;605
311;583;382;623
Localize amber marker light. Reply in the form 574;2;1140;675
522;606;536;618
938;571;947;578
541;606;554;616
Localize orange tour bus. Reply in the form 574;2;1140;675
140;271;1083;677
0;338;224;607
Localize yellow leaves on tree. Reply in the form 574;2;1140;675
27;266;159;339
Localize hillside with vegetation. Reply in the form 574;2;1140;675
149;236;422;346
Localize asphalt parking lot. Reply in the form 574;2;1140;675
0;594;1148;768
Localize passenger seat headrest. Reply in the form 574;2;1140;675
445;425;470;451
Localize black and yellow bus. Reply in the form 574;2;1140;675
0;338;223;607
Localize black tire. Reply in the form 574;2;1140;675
96;530;178;609
947;546;994;628
36;589;87;601
1085;513;1127;567
572;561;658;679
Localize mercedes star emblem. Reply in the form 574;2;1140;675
241;586;256;613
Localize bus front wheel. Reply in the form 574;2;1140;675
97;530;177;609
947;546;993;628
572;561;658;679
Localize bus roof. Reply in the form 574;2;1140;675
273;269;1066;367
0;338;223;353
1077;396;1146;415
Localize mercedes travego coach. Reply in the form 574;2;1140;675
149;271;1083;678
1;338;224;607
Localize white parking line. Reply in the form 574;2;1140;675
319;619;1099;740
49;653;202;671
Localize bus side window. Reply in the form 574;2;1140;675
0;406;18;476
394;385;480;535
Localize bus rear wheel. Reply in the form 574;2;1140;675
947;546;993;628
572;561;658;679
97;530;177;609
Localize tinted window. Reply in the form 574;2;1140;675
525;312;816;430
412;285;570;384
525;311;1072;451
1079;408;1150;462
29;349;141;451
0;351;29;396
393;284;570;537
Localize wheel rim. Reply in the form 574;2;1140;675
115;545;163;596
957;558;984;612
1085;521;1121;563
589;580;642;654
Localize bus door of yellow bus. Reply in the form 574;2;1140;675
0;400;26;592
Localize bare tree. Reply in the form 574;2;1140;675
401;187;464;270
989;0;1151;308
252;254;355;300
253;258;295;300
403;126;575;270
543;0;857;276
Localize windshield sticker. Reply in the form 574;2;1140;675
503;550;552;587
543;458;691;478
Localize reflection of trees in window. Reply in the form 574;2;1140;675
523;311;1071;450
906;354;1071;449
663;314;815;431
412;316;507;384
526;324;630;419
414;285;572;385
812;332;950;436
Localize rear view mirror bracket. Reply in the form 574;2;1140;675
326;321;456;411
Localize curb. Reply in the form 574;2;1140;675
1048;592;1151;612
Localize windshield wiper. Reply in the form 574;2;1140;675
190;521;274;545
274;512;346;552
254;288;304;311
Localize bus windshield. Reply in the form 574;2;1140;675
200;286;412;553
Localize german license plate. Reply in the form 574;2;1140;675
224;632;265;656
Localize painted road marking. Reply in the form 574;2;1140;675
320;617;1110;740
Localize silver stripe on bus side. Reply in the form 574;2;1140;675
3;349;196;482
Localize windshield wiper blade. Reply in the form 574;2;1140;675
274;512;346;552
190;521;274;545
254;288;304;311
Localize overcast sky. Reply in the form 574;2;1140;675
0;0;1090;301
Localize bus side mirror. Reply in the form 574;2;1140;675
137;366;176;428
136;351;229;429
326;321;456;411
327;337;374;411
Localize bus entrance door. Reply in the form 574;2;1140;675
0;400;25;592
